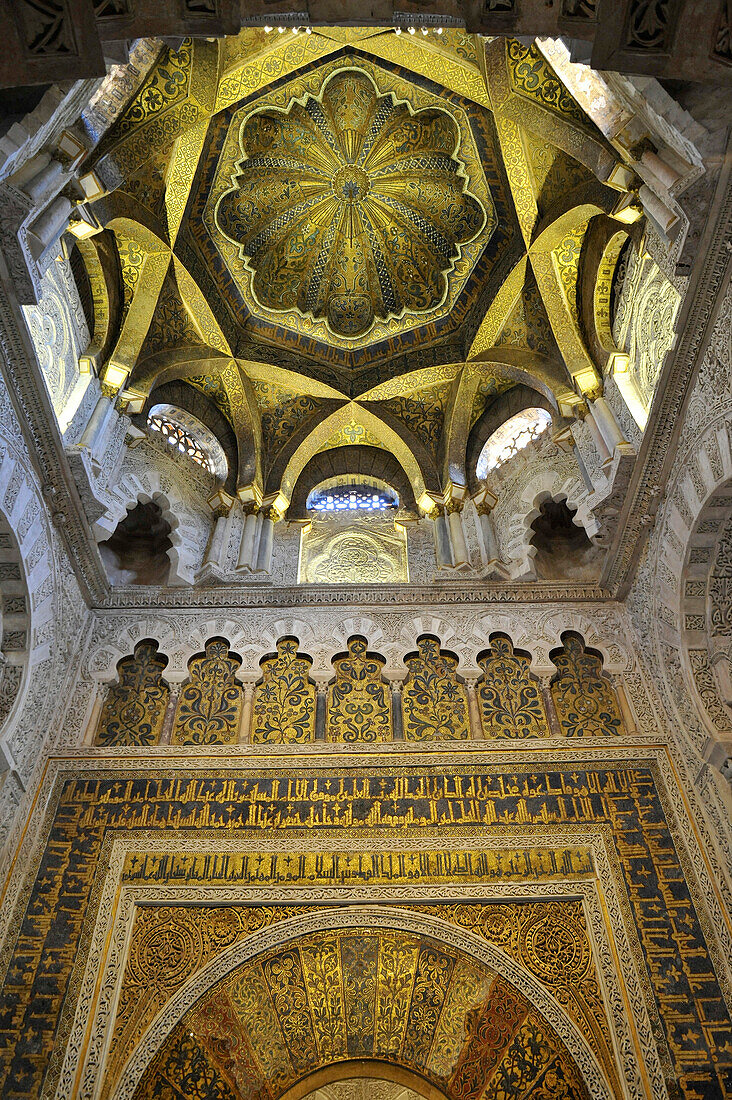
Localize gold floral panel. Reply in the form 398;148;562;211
171;637;243;745
477;633;549;739
401;634;470;740
326;635;392;742
94;640;169;747
252;637;316;744
550;633;624;738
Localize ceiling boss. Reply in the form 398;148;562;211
214;68;488;338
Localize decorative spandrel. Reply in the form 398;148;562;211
95;641;169;747
326;635;392;742
252;637;316;744
214;67;487;339
171;637;243;745
401;634;470;740
550;633;623;737
477;634;549;739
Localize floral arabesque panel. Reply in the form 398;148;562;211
550;633;624;738
326;634;392;742
171;637;243;745
95;640;169;747
401;634;470;740
252;636;316;744
477;634;549;739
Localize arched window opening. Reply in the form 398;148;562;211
529;499;598;581
99;501;172;586
146;404;227;480
147;414;213;472
476;408;552;478
307;477;398;512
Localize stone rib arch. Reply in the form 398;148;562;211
277;403;430;512
279;1062;449;1100
111;907;616;1100
288;446;416;519
140;379;238;493
467;383;557;494
0;437;57;785
677;477;732;758
0;508;31;741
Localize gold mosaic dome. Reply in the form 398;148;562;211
214;69;487;338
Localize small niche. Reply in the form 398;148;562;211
99;501;172;586
529;499;599;581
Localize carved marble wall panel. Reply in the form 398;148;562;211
299;515;409;585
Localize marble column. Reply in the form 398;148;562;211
237;505;259;571
475;504;499;565
591;395;626;454
391;677;405;740
465;675;483;740
432;508;452;569
447;504;469;567
79;386;118;466
314;677;329;740
27;194;72;258
240;682;255;742
203;507;229;569
581;402;611;463
256;508;277;573
79;392;112;450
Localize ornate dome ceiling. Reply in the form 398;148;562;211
76;28;641;512
212;68;490;339
186;45;509;367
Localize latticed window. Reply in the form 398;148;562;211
308;483;398;511
147;414;214;473
476;408;552;478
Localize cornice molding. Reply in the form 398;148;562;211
602;137;732;597
95;580;610;610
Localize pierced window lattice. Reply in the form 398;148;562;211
476;408;552;478
308;483;398;512
147;414;214;473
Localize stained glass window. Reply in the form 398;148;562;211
147;414;214;473
476;408;552;478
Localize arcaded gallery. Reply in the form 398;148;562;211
0;2;731;1098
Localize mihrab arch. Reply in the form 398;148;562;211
110;909;617;1100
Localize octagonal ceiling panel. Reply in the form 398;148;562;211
185;49;517;374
